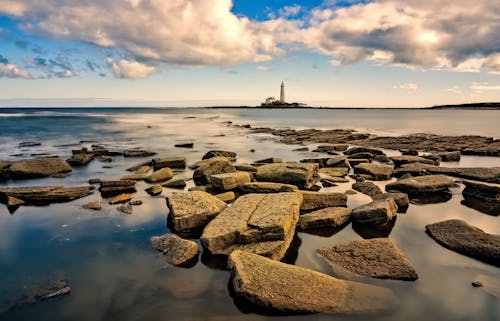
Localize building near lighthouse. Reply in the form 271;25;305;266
261;81;305;107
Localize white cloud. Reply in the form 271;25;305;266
279;5;302;18
257;65;270;72
445;86;462;94
393;83;419;93
0;63;32;79
106;58;156;79
469;82;500;92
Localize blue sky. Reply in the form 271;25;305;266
0;0;499;107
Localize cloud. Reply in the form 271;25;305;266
469;82;500;92
257;65;270;72
0;54;8;64
106;58;156;79
0;63;32;79
278;5;302;18
393;83;418;93
445;86;462;94
26;53;76;78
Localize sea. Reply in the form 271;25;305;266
0;107;499;321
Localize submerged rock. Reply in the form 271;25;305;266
426;219;500;267
201;192;302;260
386;174;454;195
238;182;298;194
318;238;418;281
82;199;101;210
300;191;347;213
227;250;398;314
256;162;319;189
117;204;133;214
151;234;199;266
167;191;227;232
353;163;393;180
210;171;252;191
352;199;397;226
7;157;72;179
352;181;383;197
298;207;351;230
193;157;236;186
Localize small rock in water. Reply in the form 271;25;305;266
202;150;237;160
163;179;186;189
472;281;483;287
129;200;143;206
352;181;383;197
146;167;174;183
88;178;101;184
151;234;200;266
109;193;133;204
18;141;42;148
117;204;133;214
145;184;163;196
174;143;194;148
82;200;102;210
99;155;113;162
351;199;397;226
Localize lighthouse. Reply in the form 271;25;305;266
280;81;285;103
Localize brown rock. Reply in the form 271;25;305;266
298;207;351;230
153;157;187;169
256;162;319;189
352;199;397;226
386;174;454;195
353;163;393;180
82;199;101;210
202;150;237;160
352;181;383;197
0;185;93;205
109;193;133;204
193;157;236;186
238;182;298;194
146;167;174;183
300;191;347;213
151;234;199;266
210;171;252;191
8;157;72;179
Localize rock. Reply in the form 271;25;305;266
188;186;208;192
253;157;283;164
174;143;194;148
99;155;113;162
425;219;500;267
353;218;397;239
153;157;187;169
293;147;309;152
151;233;199;266
325;156;351;168
374;155;392;163
300;191;347;213
352;199;397;226
5;195;25;208
8;157;72;179
121;172;149;180
146;167;174;183
234;163;258;173
352;181;383;197
318;238;418;281
201;192;302;260
88;178;101;184
18;141;42;147
117;204;133;214
347;152;375;160
167;191;227;232
193;157;236;186
162;179;186;189
256;162;319;189
390;155;437;167
300;157;332;168
82;199;101;210
353;163;393;180
386;174;454;195
372;192;409;213
67;153;94;166
462;180;500;203
319;167;349;177
109;193;133;204
321;176;349;183
400;149;419;156
345;147;385;156
298;207;351;230
315;144;349;152
145;184;163;196
202;150;237;160
433;151;461;162
99;180;136;196
395;164;500;184
0;185;94;205
210;171;252;191
129;200;143;206
122;149;156;157
237;182;298;194
134;165;151;174
348;159;370;167
215;191;236;203
227;250;398;314
472;281;483;287
126;160;153;172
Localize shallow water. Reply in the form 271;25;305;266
0;108;499;321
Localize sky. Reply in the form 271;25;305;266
0;0;499;107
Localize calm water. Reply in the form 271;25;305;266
0;108;499;321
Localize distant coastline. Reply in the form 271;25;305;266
429;102;500;110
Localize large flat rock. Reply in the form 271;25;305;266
7;157;72;178
298;207;351;230
352;181;383;197
426;219;500;267
201;192;302;260
318;238;418;281
395;164;500;184
210;171;251;191
352;199;397;226
256;162;319;189
386;174;454;195
0;185;93;205
227;250;398;314
462;180;500;203
237;182;298;194
300;191;347;213
353;163;393;180
167;191;227;232
390;155;437;167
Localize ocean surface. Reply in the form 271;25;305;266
0;107;499;321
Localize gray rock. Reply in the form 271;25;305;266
117;204;133;214
227;250;398;314
386;174;454;195
18;141;41;147
318;238;418;280
67;153;94;166
82;199;101;210
153;157;187;169
462;180;500;203
400;149;419;156
390;156;437;167
151;234;199;266
352;199;397;226
8;157;72;179
201;192;302;260
426;219;500;267
193;157;236;186
352;181;383;197
210;171;252;191
0;185;93;205
174;143;194;148
146;167;174;183
298;207;351;230
300;191;347;213
202;150;237;160
353;163;393;180
167;191;227;232
256;162;319;189
237;182;298;194
372;192;409;213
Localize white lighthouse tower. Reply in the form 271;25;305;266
280;81;285;103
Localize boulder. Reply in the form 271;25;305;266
202;150;237;160
210;171;252;191
99;180;136;196
462;180;500;203
82;200;101;210
426;219;500;267
390;156;436;167
256;162;319;189
400;149;419;156
300;191;347;213
319;167;349;177
227;250;398;314
238;182;298;194
201;192;302;260
318;238;418;281
352;199;397;226
153;157;187;169
0;185;93;205
386;174;454;195
372;192;409;213
300;158;332;168
347;152;375;160
8;157;72;178
167;191;227;232
67;153;94;166
109;193;133;204
193;157;236;186
146;167;174;183
151;233;199;266
298;207;351;230
352;181;383;197
353;163;393;180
